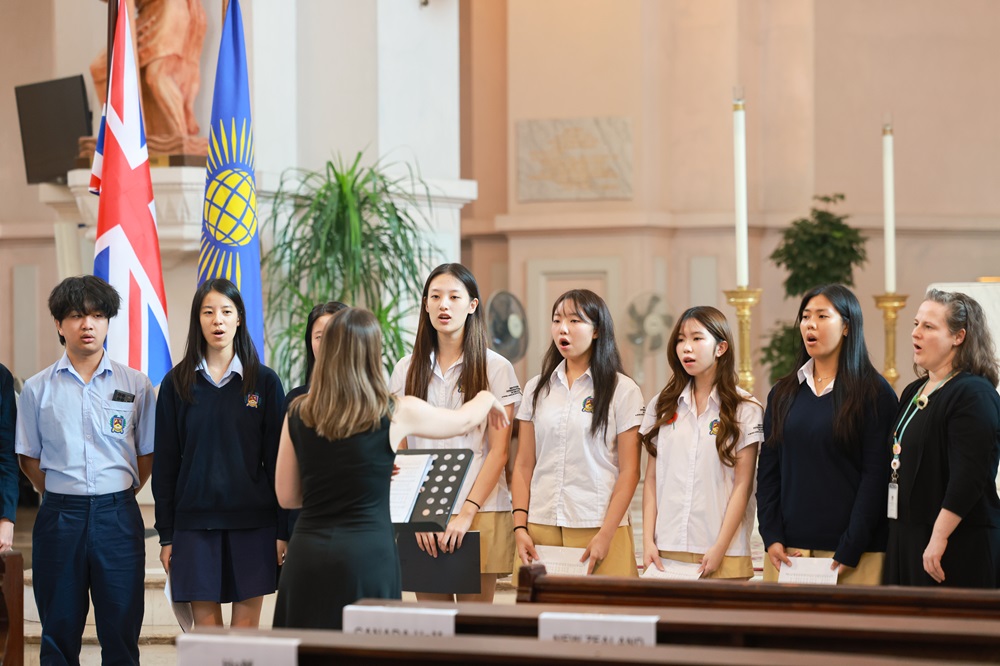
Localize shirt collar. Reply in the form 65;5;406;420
554;359;593;388
797;358;834;396
677;380;720;414
796;358;814;385
55;350;112;383
429;351;464;379
198;354;243;380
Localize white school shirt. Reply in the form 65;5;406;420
639;382;764;556
516;362;645;528
797;358;835;396
389;349;522;511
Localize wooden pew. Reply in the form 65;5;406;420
355;598;1000;662
0;550;24;666
517;563;1000;619
188;627;978;666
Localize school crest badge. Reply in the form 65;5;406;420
582;396;594;413
709;419;720;436
246;393;260;408
109;414;126;435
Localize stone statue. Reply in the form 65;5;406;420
86;0;208;157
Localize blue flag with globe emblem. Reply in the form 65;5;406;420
199;0;264;358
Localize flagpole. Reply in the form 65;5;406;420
106;0;118;83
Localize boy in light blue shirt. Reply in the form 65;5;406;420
16;275;154;666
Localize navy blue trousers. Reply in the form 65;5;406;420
32;490;145;666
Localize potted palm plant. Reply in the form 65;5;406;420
263;153;438;385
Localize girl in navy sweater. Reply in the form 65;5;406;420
757;284;897;585
154;279;286;627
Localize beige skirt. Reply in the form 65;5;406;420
762;547;884;586
515;522;639;578
657;550;753;580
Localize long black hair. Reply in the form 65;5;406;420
172;279;259;403
303;301;348;385
765;284;881;448
531;289;623;438
405;263;489;403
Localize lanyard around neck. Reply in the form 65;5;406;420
890;371;958;483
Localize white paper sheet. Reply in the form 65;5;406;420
163;575;194;633
534;545;589;576
641;560;703;580
776;557;838;585
391;453;434;523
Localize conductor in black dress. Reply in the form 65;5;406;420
272;307;510;629
885;289;1000;587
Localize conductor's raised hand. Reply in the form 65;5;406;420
484;393;510;430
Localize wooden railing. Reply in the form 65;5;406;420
0;550;24;666
188;626;965;666
517;563;1000;618
354;598;1000;662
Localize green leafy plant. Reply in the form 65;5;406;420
263;153;439;386
760;194;867;384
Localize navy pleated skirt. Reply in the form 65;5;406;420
170;526;277;603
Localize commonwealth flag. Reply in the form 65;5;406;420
199;0;264;357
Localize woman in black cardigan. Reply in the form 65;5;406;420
885;289;1000;587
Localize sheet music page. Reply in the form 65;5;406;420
534;545;589;576
390;453;434;523
641;560;703;581
776;557;838;585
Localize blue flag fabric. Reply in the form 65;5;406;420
199;0;264;359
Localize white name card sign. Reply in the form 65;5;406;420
342;605;458;637
538;612;657;647
176;633;299;666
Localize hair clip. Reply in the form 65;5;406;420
915;394;929;410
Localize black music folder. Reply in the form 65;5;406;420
397;531;482;594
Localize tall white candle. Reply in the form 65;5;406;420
733;98;749;288
883;124;896;294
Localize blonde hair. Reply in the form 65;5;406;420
292;308;394;439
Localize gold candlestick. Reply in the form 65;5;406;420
724;287;763;394
874;293;908;389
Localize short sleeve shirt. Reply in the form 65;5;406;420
389;349;522;511
516;362;645;528
15;351;155;495
639;382;764;555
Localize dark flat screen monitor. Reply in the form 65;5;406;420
15;75;92;185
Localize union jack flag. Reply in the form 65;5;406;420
90;0;172;385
